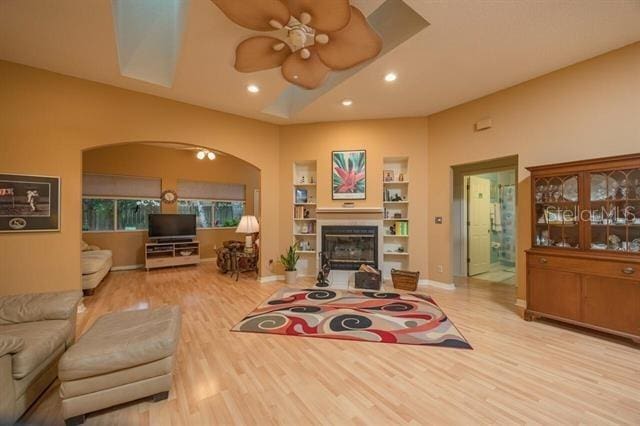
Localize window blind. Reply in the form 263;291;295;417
83;174;162;198
177;180;245;201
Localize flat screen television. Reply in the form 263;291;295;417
148;214;196;240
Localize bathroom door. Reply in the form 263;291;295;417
467;176;491;276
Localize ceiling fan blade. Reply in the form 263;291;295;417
281;48;330;89
211;0;290;31
316;6;382;71
287;0;350;32
235;36;292;72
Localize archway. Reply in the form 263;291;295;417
81;141;263;276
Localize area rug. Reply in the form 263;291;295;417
232;287;472;349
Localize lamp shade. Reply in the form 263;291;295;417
236;215;259;234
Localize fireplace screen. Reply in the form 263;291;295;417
321;226;378;270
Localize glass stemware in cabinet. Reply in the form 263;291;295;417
533;175;579;249
588;168;640;252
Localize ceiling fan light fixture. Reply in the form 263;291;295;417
341;98;353;107
315;33;329;44
300;48;311;59
247;84;260;93
384;72;397;82
269;19;283;29
299;12;311;25
272;42;285;51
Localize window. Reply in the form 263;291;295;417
177;200;244;229
214;201;244;228
117;199;161;230
177;200;214;228
82;198;160;232
83;199;115;231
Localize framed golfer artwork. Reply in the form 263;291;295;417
332;150;366;200
0;174;60;232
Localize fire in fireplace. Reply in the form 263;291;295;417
321;225;378;270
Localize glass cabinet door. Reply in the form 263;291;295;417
588;168;640;253
533;175;580;249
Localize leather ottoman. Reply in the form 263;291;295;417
58;306;181;425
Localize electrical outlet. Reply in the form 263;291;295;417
437;264;444;273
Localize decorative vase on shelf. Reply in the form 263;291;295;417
285;270;297;285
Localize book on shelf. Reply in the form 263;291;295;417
294;205;311;219
395;221;408;236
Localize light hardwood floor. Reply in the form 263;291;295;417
22;263;640;425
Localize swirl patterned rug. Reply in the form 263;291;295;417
232;287;472;349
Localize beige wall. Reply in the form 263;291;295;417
1;42;638;298
82;143;259;266
427;42;640;300
0;60;280;296
278;118;429;276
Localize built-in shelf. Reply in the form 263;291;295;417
382;156;410;280
293;161;318;269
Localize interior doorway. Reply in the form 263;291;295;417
452;156;518;285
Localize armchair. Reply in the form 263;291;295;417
0;290;82;424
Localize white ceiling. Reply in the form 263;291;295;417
1;0;639;125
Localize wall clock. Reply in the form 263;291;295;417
161;189;178;204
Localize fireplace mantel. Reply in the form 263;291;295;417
316;206;383;213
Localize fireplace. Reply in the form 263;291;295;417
321;225;378;270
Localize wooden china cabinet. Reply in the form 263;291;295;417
526;154;640;343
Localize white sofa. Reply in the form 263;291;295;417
81;241;112;295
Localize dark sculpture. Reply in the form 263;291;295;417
315;252;331;287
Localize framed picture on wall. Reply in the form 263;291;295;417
332;150;366;200
0;174;60;232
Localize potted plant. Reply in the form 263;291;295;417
280;242;300;285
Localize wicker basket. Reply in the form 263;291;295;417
390;269;420;291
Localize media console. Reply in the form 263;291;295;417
145;240;200;271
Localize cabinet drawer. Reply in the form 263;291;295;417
527;253;640;280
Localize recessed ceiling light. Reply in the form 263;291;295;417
207;151;216;160
196;150;206;160
341;99;353;107
247;84;260;93
384;72;397;82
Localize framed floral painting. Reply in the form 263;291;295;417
332;150;366;200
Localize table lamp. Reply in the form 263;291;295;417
236;215;259;253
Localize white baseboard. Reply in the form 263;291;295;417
259;275;284;284
111;264;143;271
418;279;456;290
515;298;527;309
112;258;216;271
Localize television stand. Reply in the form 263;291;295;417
145;240;200;271
152;238;194;244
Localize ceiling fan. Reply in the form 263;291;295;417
212;0;383;89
